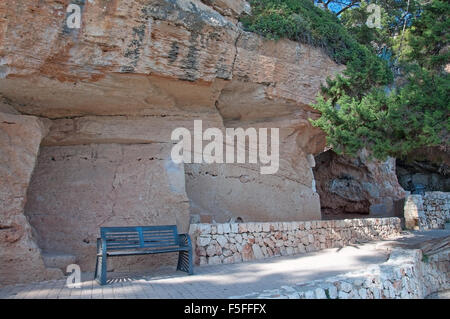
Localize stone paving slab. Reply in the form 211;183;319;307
0;242;390;299
1;229;448;299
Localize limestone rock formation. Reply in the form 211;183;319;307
0;112;63;285
0;0;345;284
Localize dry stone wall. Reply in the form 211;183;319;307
231;247;449;299
189;218;402;266
404;192;450;230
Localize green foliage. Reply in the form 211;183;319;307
312;0;449;159
242;0;449;160
242;0;379;65
321;45;393;101
241;0;393;99
340;0;422;51
313;67;449;159
403;0;450;71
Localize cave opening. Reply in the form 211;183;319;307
396;158;450;193
313;150;405;220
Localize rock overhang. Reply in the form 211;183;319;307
0;0;347;285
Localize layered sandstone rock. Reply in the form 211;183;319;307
25;143;190;272
185;117;323;223
0;0;345;281
0;0;342;116
0;112;62;286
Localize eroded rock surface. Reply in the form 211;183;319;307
25;143;190;271
1;0;345;283
0;112;62;286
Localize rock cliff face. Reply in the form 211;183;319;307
0;111;62;285
0;0;344;285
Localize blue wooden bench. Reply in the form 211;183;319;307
94;225;193;285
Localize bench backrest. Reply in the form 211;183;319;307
100;225;179;251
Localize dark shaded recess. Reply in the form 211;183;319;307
396;159;450;192
313;150;371;219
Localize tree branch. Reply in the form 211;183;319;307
336;2;359;16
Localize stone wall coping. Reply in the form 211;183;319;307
423;191;450;196
189;217;402;234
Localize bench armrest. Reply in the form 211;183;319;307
178;233;192;249
97;237;107;255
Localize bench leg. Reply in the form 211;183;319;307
177;250;193;275
94;255;99;281
95;254;108;285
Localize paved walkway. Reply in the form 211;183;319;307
0;229;448;299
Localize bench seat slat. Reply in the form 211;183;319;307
105;240;140;245
106;247;189;256
141;230;174;234
106;244;179;250
105;233;139;238
105;244;141;249
102;225;178;232
105;232;140;235
105;238;178;244
142;236;178;241
108;243;179;250
141;232;176;236
105;233;140;237
106;238;139;243
106;236;178;242
142;236;177;240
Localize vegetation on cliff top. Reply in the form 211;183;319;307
241;0;449;161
